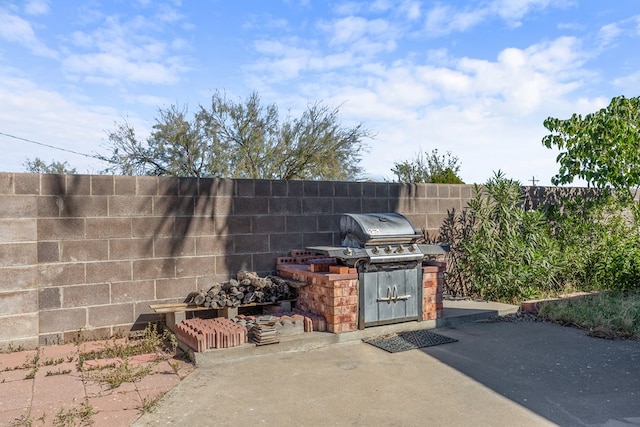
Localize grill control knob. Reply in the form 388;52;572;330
409;244;416;252
344;247;353;256
385;245;392;254
372;246;380;254
397;245;404;253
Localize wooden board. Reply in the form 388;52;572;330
149;299;297;313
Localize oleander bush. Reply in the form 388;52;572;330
436;172;640;303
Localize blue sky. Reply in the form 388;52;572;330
1;0;639;185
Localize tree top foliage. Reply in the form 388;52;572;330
101;91;371;181
542;95;640;197
391;149;464;184
24;158;77;174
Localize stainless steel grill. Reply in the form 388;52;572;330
308;212;447;329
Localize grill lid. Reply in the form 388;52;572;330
340;213;423;247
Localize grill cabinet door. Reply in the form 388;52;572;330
362;268;419;327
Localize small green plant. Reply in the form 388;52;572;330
45;368;72;376
24;348;42;379
4;343;25;353
139;392;166;414
87;360;151;389
78;323;177;369
168;360;180;374
52;401;95;427
43;357;65;366
9;412;46;426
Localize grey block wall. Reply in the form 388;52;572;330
0;173;479;349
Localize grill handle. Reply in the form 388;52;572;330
392;285;411;301
377;287;392;303
377;286;412;303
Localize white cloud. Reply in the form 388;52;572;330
490;0;553;26
425;4;487;35
24;0;50;15
249;30;593;184
425;0;567;35
597;23;622;47
0;74;122;173
61;13;190;85
0;11;57;58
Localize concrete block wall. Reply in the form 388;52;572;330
0;172;475;349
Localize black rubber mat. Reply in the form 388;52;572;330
364;330;457;353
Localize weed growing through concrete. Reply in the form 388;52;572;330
88;359;152;389
9;412;46;426
52;401;95;427
45;368;72;376
77;323;178;370
24;348;41;379
139;392;167;414
3;343;25;354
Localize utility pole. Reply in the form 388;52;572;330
529;176;538;187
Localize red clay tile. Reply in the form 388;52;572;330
0;379;33;411
91;408;142;427
88;389;141;412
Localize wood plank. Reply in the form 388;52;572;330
149;298;297;313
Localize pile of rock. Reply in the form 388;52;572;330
186;271;301;309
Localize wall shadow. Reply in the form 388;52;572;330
420;321;640;426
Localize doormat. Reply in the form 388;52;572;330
363;330;457;353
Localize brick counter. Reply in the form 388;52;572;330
277;264;359;333
277;261;445;332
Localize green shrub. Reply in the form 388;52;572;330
437;172;640;303
461;172;562;302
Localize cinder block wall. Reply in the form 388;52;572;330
0;173;476;349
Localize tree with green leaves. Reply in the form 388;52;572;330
101;91;371;180
24;158;77;174
542;95;640;201
391;149;464;183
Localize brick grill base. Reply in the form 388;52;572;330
277;261;445;333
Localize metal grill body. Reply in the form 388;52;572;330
308;213;446;329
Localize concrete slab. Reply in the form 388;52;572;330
134;302;640;427
188;299;519;366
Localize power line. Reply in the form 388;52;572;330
0;130;107;161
